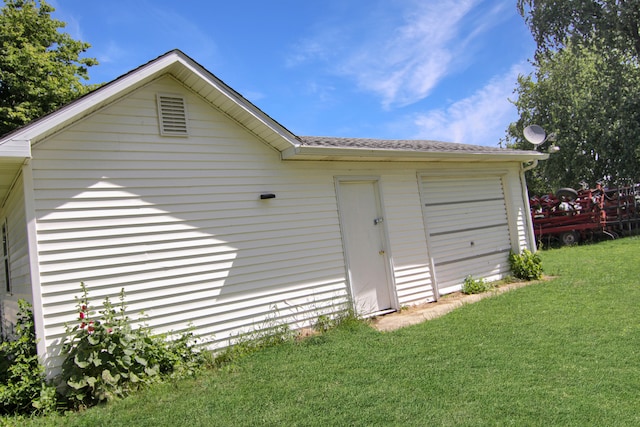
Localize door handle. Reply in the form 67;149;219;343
379;250;385;255
373;217;384;225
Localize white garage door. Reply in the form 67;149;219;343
419;175;513;294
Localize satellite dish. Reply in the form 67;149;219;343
523;124;547;146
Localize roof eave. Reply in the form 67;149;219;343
281;145;549;162
0;56;179;145
0;50;300;152
0;139;31;207
171;53;300;152
0;139;31;159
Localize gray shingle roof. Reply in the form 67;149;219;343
298;136;514;153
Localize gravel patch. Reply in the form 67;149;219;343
371;280;543;332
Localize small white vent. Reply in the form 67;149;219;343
157;94;189;136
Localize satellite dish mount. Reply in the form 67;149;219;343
523;124;558;151
523;124;547;146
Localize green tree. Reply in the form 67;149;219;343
507;2;640;195
0;0;98;135
507;44;640;194
517;0;640;59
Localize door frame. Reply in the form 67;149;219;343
334;176;397;315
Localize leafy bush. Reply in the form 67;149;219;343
509;249;543;280
461;276;493;294
58;284;207;408
0;300;56;415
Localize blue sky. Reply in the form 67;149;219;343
49;0;535;147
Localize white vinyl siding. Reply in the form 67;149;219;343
2;220;9;293
379;174;434;305
513;172;534;250
31;77;350;366
0;173;32;330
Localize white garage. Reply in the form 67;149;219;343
0;50;546;374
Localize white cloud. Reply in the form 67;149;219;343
286;32;341;68
332;0;477;108
146;6;218;60
411;63;529;146
287;0;517;109
49;1;85;42
242;90;266;103
97;41;126;64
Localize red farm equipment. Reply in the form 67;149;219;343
530;182;640;245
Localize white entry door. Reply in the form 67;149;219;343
337;180;393;316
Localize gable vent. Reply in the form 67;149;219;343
157;94;189;136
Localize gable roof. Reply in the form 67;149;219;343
0;49;301;153
0;49;546;205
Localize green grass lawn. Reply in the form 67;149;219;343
19;237;640;426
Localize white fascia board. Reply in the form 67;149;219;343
0;139;31;159
281;145;549;162
173;53;299;151
1;56;181;146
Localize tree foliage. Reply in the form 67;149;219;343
0;0;98;136
507;1;640;195
517;0;640;59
